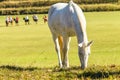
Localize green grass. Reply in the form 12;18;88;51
0;14;57;68
0;12;120;79
86;11;120;66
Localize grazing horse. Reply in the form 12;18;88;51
9;16;13;25
5;16;13;26
13;17;19;25
48;0;93;69
32;15;38;24
23;17;29;25
43;15;48;23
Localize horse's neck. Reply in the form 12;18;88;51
76;29;88;44
70;2;88;44
83;32;88;44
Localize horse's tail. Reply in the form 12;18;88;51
58;36;63;61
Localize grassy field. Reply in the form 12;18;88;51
0;11;120;79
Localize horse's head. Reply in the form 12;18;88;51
78;41;93;69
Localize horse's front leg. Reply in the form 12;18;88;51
62;37;71;68
52;35;63;68
5;21;8;27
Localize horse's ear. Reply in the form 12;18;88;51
87;41;93;47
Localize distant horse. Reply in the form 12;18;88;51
13;17;19;25
43;15;48;23
5;16;13;26
48;0;93;69
5;20;9;27
9;17;13;25
32;15;38;24
23;17;29;25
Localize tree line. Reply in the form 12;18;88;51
0;0;119;15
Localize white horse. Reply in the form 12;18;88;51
48;0;93;69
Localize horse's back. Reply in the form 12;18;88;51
48;1;86;37
48;3;68;25
48;3;75;35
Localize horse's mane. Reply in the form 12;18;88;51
69;1;87;43
69;1;85;32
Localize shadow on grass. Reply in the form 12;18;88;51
0;65;120;79
79;65;120;79
0;65;38;71
52;65;120;79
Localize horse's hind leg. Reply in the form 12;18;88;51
11;21;13;25
52;34;63;68
62;37;71;68
58;36;63;63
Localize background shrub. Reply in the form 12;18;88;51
0;0;120;15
